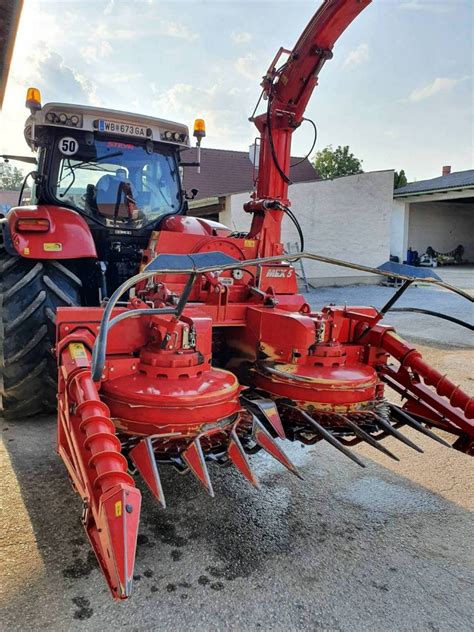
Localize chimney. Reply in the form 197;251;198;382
442;165;451;176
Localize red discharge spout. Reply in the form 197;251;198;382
380;331;474;419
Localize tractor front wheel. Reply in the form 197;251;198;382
0;253;82;418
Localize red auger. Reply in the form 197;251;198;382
379;330;474;419
57;339;140;599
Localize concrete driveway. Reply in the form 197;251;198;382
305;265;473;349
435;265;474;290
2;411;473;631
1;283;473;632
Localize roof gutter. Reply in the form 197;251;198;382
0;0;24;109
394;185;474;199
188;196;220;209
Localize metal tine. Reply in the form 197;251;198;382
182;438;215;497
228;428;260;488
252;415;303;480
336;414;400;461
129;437;166;508
285;405;366;468
389;405;451;448
242;395;286;439
371;414;424;453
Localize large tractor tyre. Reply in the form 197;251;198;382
0;252;82;418
0;229;8;264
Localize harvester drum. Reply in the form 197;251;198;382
1;0;472;600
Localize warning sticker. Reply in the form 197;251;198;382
218;277;234;286
43;242;62;252
244;240;256;248
115;501;122;517
68;343;88;361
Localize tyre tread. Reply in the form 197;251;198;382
1;255;81;417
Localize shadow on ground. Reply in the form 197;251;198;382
1;408;473;632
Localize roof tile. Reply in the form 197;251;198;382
182;147;319;199
394;169;474;196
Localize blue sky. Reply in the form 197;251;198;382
1;0;472;181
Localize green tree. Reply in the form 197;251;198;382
312;145;363;179
394;169;408;189
0;163;25;190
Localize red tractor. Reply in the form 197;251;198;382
1;94;206;416
1;0;472;600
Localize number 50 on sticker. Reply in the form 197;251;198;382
59;137;79;156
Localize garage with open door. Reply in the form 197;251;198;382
391;167;474;266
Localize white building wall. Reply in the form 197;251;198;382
223;170;394;285
408;202;474;260
390;200;409;263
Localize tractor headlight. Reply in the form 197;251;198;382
161;130;188;143
44;111;82;127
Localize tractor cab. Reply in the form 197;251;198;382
4;88;205;298
24;95;190;233
0;89;208;418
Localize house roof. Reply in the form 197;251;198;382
182;147;319;200
0;0;23;108
394;169;474;197
0;189;20;213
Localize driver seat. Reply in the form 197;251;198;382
95;173;128;218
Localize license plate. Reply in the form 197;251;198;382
98;119;148;137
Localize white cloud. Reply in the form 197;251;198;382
0;42;100;153
231;32;252;44
408;76;469;102
103;0;115;15
81;41;113;64
163;21;199;41
94;23;135;41
399;1;453;13
30;47;97;105
105;72;143;85
234;53;260;80
343;43;369;68
93;15;198;42
152;81;254;148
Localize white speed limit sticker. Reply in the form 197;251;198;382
59;137;79;156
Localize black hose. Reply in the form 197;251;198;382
387;307;474;331
290;118;318;168
266;102;292;185
280;204;304;252
17;171;37;205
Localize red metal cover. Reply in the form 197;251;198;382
6;205;97;259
